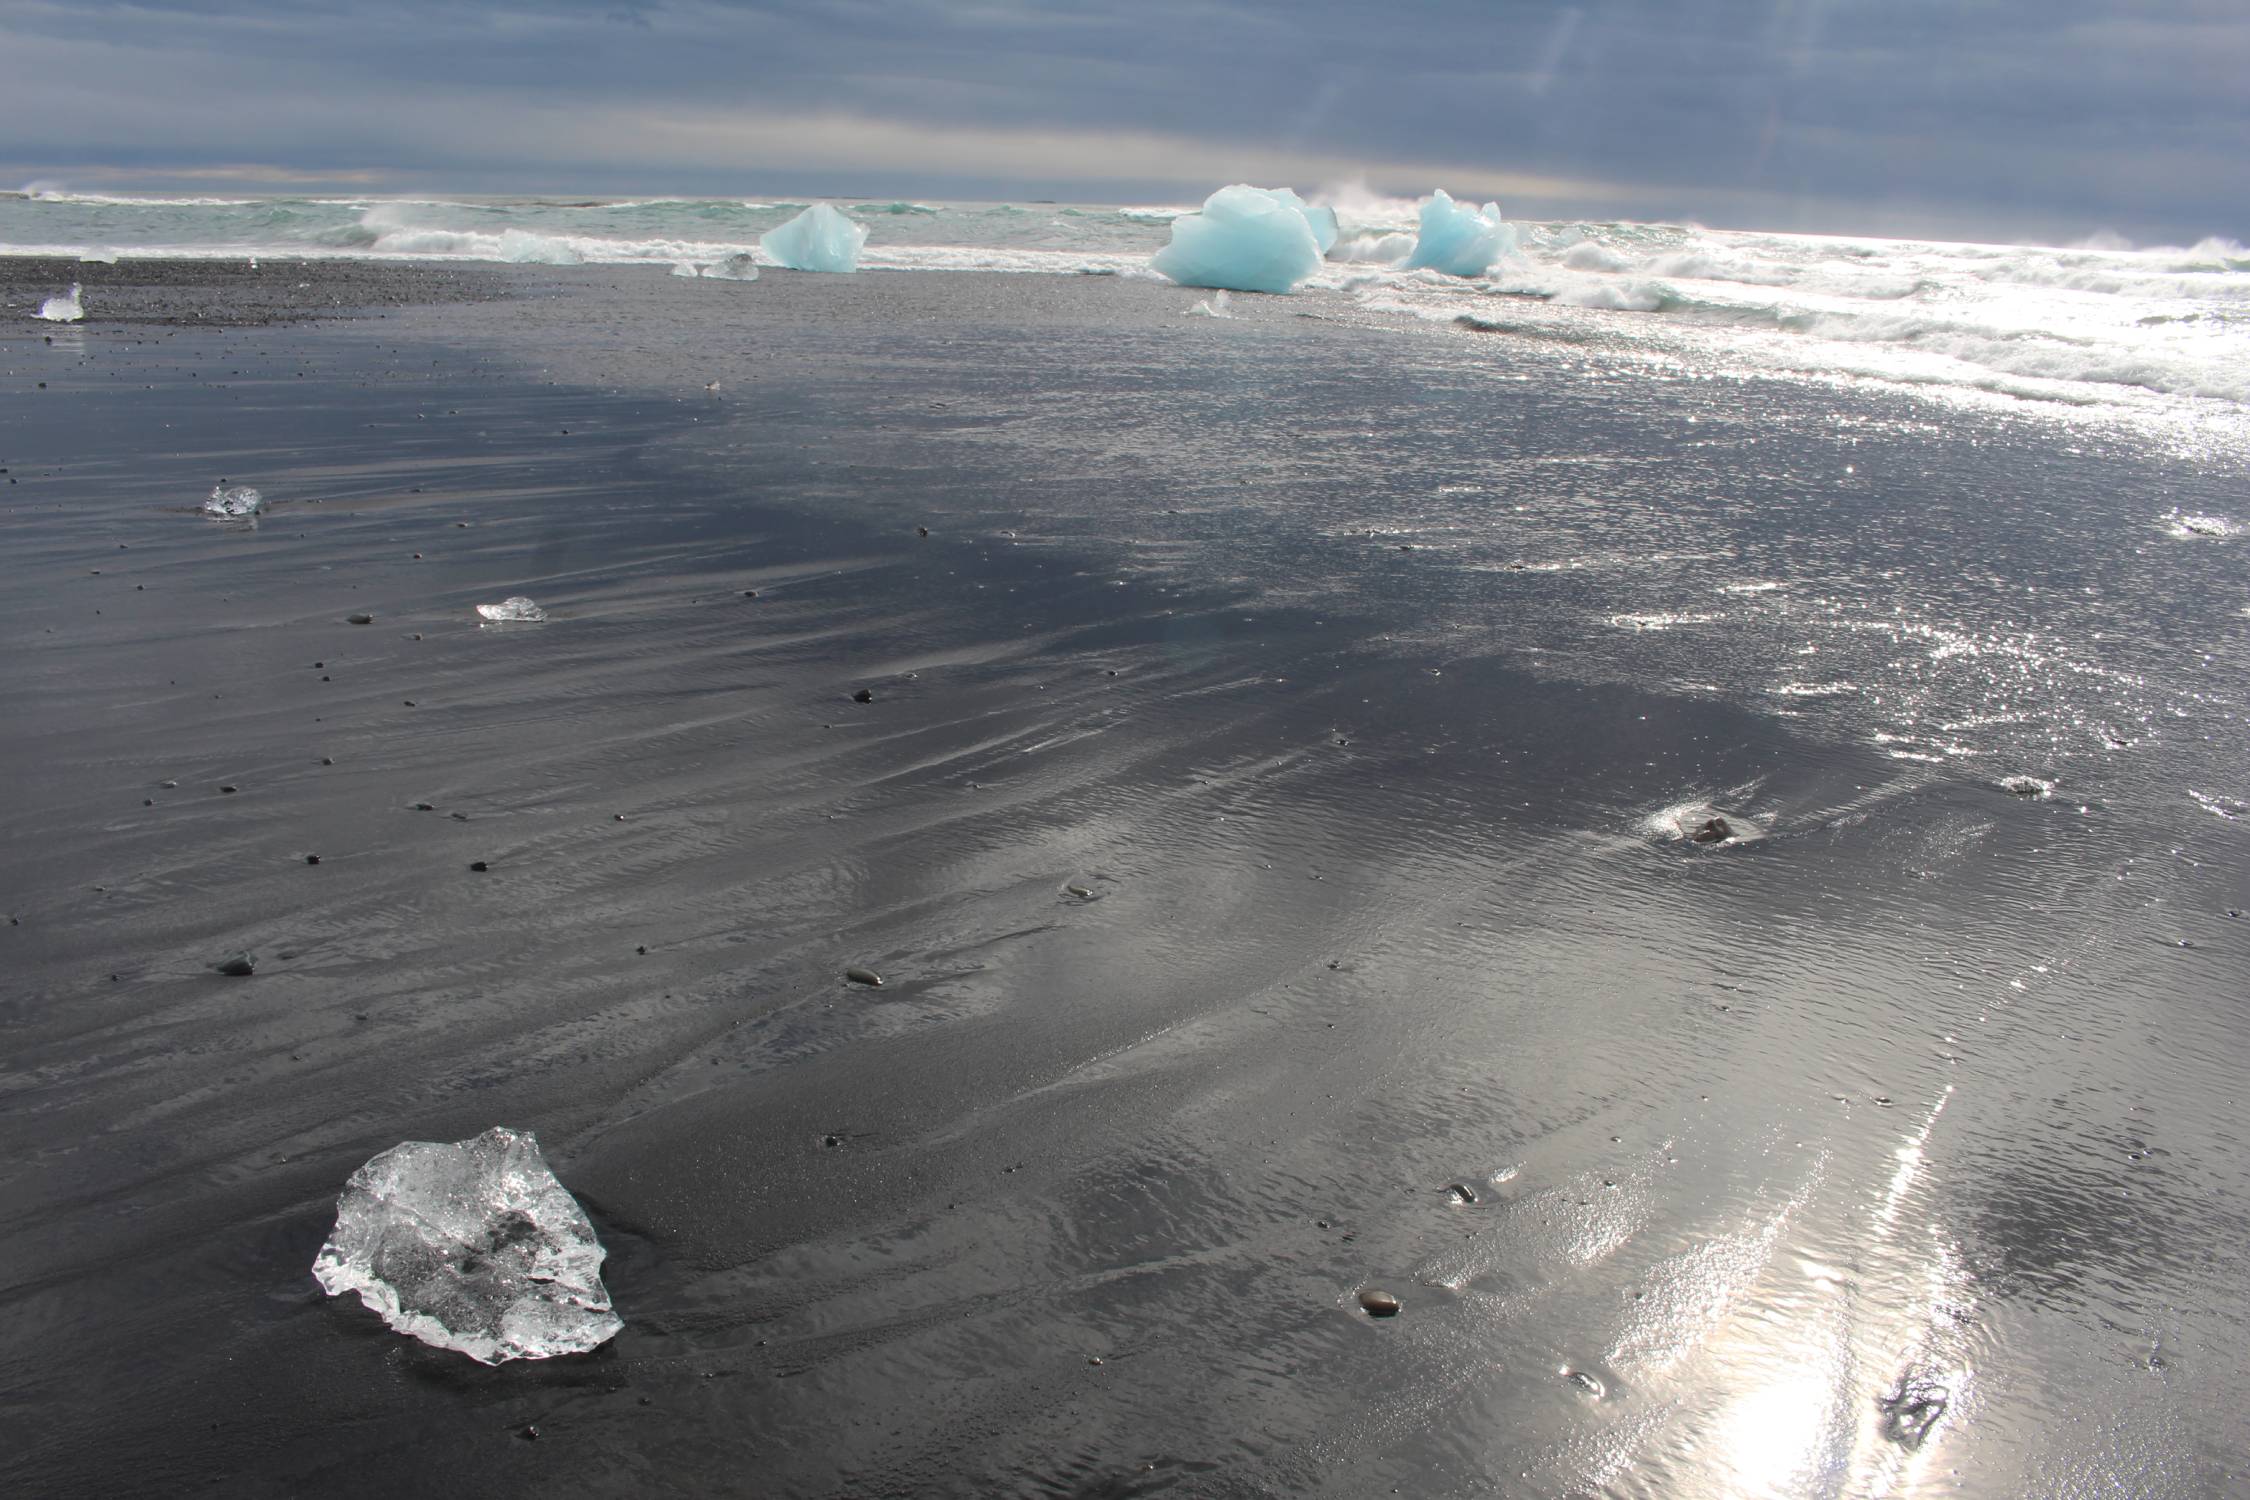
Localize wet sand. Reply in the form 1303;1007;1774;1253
3;260;2247;1497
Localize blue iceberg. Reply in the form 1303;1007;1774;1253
1404;190;1518;278
1152;185;1328;294
761;203;867;272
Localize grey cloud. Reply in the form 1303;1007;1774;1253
1;0;2242;240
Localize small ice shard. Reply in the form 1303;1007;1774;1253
475;596;547;623
1152;185;1325;294
312;1125;622;1365
1186;289;1235;318
670;259;700;278
760;203;867;272
35;283;83;322
203;484;263;517
1404;190;1518;277
704;251;760;281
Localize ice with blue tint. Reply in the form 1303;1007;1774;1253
1259;186;1338;255
1404;190;1518;277
760;202;867;272
1152;185;1326;294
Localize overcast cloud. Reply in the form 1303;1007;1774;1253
3;0;2243;241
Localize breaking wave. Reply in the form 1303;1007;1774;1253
4;187;2244;427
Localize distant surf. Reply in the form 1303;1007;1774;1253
7;187;2245;438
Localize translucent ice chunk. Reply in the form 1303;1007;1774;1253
35;283;83;322
670;259;701;278
1186;289;1235;318
703;251;760;281
1152;185;1325;293
1404;190;1518;277
203;484;263;517
475;596;546;622
760;203;867;272
312;1125;621;1364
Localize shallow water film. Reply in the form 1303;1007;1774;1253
2;261;2246;1497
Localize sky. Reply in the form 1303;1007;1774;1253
3;0;2244;243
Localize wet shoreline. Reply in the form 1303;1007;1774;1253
3;260;2246;1497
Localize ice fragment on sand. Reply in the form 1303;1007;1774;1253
203;484;263;517
35;283;83;322
1152;185;1326;294
475;596;547;622
1404;190;1518;277
312;1125;621;1365
670;260;700;278
703;251;760;281
1186;289;1235;318
760;203;867;272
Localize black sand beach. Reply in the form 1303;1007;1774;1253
4;259;2247;1496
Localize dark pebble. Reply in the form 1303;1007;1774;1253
213;954;255;977
346;613;373;625
1358;1288;1401;1317
852;688;874;703
321;757;333;766
1691;816;1733;843
306;854;321;865
220;785;238;794
1444;1183;1479;1205
517;1424;540;1441
743;589;757;598
917;526;929;537
470;860;489;872
636;945;648;955
414;802;434;811
844;967;884;987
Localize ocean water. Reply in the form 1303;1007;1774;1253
6;186;2249;441
4;213;2248;1496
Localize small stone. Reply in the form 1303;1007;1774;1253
636;945;648;956
917;526;929;537
743;590;758;598
851;688;873;703
160;780;178;788
1444;1183;1478;1205
306;854;321;865
1065;882;1095;900
322;757;334;766
213;953;255;977
1691;816;1732;843
470;860;489;872
1358;1288;1401;1317
1564;1368;1605;1397
517;1425;541;1442
414;802;434;812
347;613;373;625
844;967;884;987
220;785;238;794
